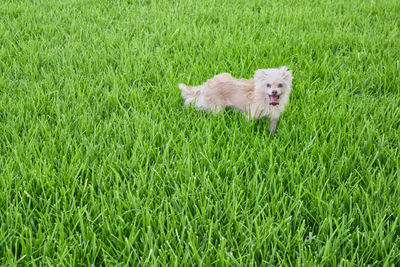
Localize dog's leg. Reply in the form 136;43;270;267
212;105;223;114
269;117;279;134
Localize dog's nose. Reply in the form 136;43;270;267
272;90;278;95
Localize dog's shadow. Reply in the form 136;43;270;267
252;117;275;137
222;107;273;137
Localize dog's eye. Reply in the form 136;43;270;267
277;83;283;88
266;83;271;88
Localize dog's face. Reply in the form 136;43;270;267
254;66;293;106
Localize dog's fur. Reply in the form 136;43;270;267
178;66;293;133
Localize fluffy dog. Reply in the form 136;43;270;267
178;66;293;133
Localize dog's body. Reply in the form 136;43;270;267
178;66;293;133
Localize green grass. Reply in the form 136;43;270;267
1;0;400;265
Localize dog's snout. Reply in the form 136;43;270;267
272;90;278;95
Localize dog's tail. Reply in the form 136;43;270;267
178;83;194;98
178;83;200;106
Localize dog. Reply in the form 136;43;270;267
178;66;293;133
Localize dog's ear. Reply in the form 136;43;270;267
281;66;292;84
254;69;267;80
280;66;289;72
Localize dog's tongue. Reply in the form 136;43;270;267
269;95;279;105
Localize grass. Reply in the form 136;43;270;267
0;0;399;265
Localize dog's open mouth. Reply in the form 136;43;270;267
269;95;280;105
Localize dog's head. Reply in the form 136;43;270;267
254;66;293;106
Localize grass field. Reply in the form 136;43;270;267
1;0;400;265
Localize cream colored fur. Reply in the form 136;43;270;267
178;66;293;132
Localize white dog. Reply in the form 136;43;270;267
178;66;293;133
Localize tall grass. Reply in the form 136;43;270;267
0;0;399;265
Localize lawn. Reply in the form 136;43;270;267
0;0;399;265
